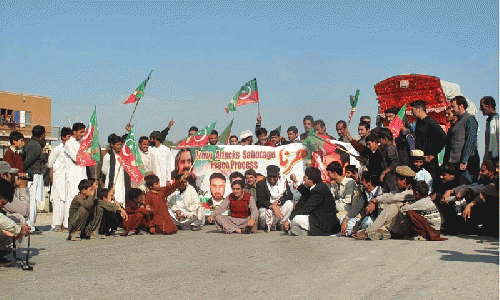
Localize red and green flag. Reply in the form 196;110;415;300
218;119;234;145
123;70;153;104
77;106;100;166
388;104;407;139
348;89;360;124
302;129;338;157
224;78;259;113
117;126;145;184
177;122;217;149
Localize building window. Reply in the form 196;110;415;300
25;112;31;126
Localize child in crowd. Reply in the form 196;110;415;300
67;179;98;241
410;150;433;194
122;188;150;236
3;131;25;174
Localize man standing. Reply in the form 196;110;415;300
149;127;173;187
444;96;480;183
47;127;72;231
255;165;293;231
244;169;258;201
479;96;498;161
64;123;88;229
239;130;254;146
284;167;337;236
23;125;47;230
355;122;370;146
313;120;334;140
410;100;446;178
286;126;300;143
228;135;239;145
209;130;219;146
336;120;349;143
300;115;314;141
102;134;129;205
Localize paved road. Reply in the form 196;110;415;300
1;213;498;299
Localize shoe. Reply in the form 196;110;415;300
367;230;391;241
412;235;426;241
240;227;251;234
32;227;43;235
289;226;308;236
70;231;81;241
0;256;13;267
355;230;368;240
51;225;63;232
190;225;202;231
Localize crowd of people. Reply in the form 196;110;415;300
0;95;498;265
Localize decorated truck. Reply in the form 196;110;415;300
374;74;478;130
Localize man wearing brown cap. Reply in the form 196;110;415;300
355;166;416;240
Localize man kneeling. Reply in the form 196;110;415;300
206;180;258;234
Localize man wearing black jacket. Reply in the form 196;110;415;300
410;100;446;179
255;165;293;231
285;167;338;236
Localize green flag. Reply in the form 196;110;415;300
218;119;234;145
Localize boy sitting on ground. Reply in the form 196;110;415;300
67;179;98;241
122;188;151;236
94;188;128;238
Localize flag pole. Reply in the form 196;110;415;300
128;100;140;125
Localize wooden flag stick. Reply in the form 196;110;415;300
112;163;123;190
128;100;140;125
257;101;261;117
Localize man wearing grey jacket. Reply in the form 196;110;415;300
22;125;46;230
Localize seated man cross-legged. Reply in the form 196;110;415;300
167;172;205;231
206;180;258;234
285;167;338;236
256;165;294;232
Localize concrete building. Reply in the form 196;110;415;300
0;91;59;158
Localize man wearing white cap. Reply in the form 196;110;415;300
239;130;254;146
410;149;433;194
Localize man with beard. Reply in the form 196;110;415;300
284;167;337;236
167;172;205;231
336;120;349;143
410;100;446;179
23;125;47;231
313;120;334;140
64;123;88;230
410;150;433;193
206;172;228;223
479;96;498;161
102;134;129;205
149;126;174;187
443;96;480;183
175;148;193;176
256;165;294;232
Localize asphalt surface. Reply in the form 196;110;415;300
1;213;498;299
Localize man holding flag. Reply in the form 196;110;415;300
64;123;88;226
102;134;129;205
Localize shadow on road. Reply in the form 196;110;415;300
437;249;499;265
437;235;499;265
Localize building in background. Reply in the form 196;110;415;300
0;91;59;158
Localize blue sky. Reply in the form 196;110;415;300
1;0;498;155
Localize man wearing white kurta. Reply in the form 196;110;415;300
47;128;72;230
64;124;88;228
132;136;155;191
102;134;127;205
167;181;205;229
149;131;173;187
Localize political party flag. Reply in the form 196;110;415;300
123;70;153;104
302;129;338;156
117;126;145;184
218;119;234;145
77;106;100;166
224;78;259;113
274;126;281;135
177;122;217;149
388;104;407;139
348;89;360;124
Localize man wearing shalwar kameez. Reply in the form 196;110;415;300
47;127;72;230
102;134;130;206
64;123;88;229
